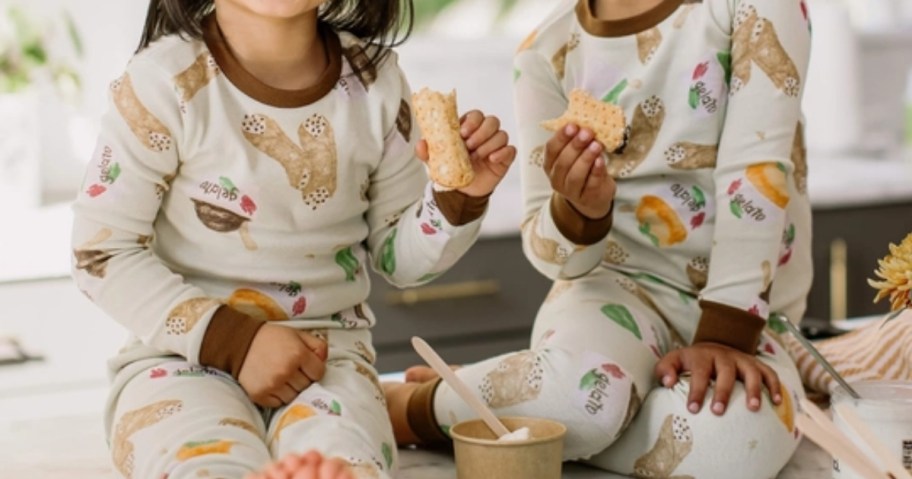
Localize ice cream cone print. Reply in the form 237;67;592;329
636;196;688;247
686;257;709;290
218;417;260;437
166;297;221;335
227;288;288;321
607;96;665;178
396;99;411;142
791;122;807;194
480;351;544;408
524;213;573;265
242;113;338;209
636;28;662;64
665;142;718;170
192;199;258;250
603;241;629;264
551;34;580;79
343;43;378;89
112;400;183;479
174;53;219;107
731;4;801;97
633;414;695;479
73;228;114;278
746;162;790;208
111;73;173;152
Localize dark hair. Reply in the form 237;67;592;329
137;0;414;69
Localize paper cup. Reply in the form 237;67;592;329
450;416;566;479
831;381;912;478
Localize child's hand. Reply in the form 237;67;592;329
417;110;516;197
238;324;328;408
654;342;782;416
544;123;616;219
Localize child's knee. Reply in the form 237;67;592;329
632;382;802;479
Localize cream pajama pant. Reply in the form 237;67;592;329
107;329;395;479
432;268;805;479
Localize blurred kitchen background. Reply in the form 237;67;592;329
1;0;912;381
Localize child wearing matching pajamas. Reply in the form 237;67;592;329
70;1;516;478
388;0;815;477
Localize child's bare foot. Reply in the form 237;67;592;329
382;381;423;445
403;364;460;382
247;450;355;479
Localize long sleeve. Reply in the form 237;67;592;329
365;61;488;288
693;0;811;352
71;58;242;368
515;47;612;281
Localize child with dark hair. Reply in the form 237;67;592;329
70;1;516;478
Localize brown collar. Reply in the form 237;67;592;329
576;0;685;37
202;14;342;108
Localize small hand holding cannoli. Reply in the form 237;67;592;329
412;88;516;197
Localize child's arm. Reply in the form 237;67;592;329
694;0;811;354
515;48;614;281
71;58;236;367
365;62;514;287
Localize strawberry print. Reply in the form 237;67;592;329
87;184;107;197
690;212;705;229
420;223;436;235
240;195;257;215
692;61;709;80
601;363;625;380
150;368;167;378
728;179;742;195
292;296;307;316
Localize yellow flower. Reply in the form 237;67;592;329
868;232;912;312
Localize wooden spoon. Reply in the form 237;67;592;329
411;336;511;438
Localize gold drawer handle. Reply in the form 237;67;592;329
385;279;501;306
829;238;847;321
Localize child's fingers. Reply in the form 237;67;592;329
273;383;299;405
544;124;578;171
465;115;501;150
564;141;601;197
685;359;712;414
549;129;595;189
459;110;485;138
759;363;782;405
415;139;429;162
470;130;508;162
710;359;736;415
489;145;517;165
739;363;763;411
654;350;682;387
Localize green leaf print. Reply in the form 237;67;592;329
440;424;451;437
785;223;796;245
287;281;302;296
717;51;732;85
513;68;521;82
776;162;787;173
729;200;743;218
579;369;601;390
335;247;360;282
767;314;788;334
601;304;642;340
382;443;393;470
691;186;706;208
219;176;238;194
418;272;439;283
380;229;397;275
639;223;660;247
602;79;628;104
330;400;342;415
688;86;700;109
103;163;121;184
678;291;692;304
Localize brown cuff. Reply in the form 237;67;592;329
199;305;267;379
692;300;766;354
550;194;613;245
406;378;450;444
432;189;490;226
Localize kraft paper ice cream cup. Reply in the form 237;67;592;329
450;416;566;479
831;381;912;479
